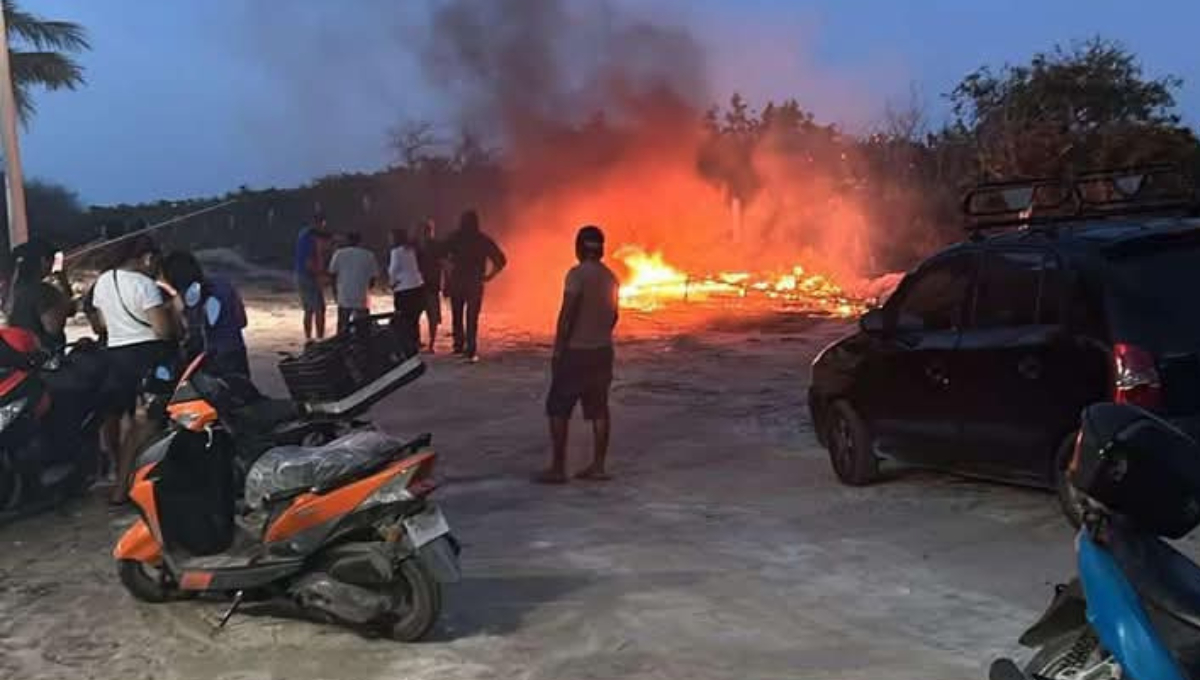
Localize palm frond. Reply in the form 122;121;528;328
11;80;31;123
9;51;84;123
2;1;89;53
11;51;84;90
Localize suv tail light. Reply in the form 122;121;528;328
1113;342;1162;409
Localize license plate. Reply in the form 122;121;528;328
403;506;450;548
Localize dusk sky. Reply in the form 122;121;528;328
19;0;1200;206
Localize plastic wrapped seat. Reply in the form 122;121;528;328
244;431;402;510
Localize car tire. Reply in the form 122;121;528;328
826;400;879;486
1053;433;1083;530
0;449;22;512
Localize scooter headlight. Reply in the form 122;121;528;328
0;397;29;431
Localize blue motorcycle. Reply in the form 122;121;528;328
992;403;1200;680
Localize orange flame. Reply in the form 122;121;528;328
615;245;860;317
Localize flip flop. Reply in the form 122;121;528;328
532;470;568;485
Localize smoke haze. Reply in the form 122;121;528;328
419;0;882;324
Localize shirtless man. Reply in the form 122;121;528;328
536;225;620;484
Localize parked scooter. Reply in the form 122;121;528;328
0;329;106;520
140;367;368;494
113;355;459;641
991;403;1200;680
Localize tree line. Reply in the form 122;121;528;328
12;35;1200;274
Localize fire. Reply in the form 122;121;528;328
615;245;861;317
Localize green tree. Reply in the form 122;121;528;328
4;0;89;123
949;37;1198;178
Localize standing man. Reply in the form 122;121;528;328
327;231;379;335
415;218;444;352
444;209;506;362
536;226;619;484
295;213;332;343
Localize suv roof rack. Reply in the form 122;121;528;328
962;165;1197;237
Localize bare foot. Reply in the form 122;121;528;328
533;469;568;485
574;465;611;482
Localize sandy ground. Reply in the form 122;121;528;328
0;295;1157;680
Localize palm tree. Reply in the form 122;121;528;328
2;0;88;123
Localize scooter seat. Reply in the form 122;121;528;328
228;398;302;432
243;431;403;510
1108;522;1200;631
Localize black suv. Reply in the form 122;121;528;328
809;170;1200;507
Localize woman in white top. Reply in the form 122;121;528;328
388;228;425;352
88;235;180;503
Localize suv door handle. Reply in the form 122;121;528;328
924;362;950;387
1017;356;1042;380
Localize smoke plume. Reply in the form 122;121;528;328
420;0;880;324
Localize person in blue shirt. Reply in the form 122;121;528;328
294;213;332;342
162;251;250;379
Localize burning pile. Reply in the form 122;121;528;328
614;245;862;318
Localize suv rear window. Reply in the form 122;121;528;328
1108;241;1200;348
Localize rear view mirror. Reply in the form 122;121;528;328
860;308;886;334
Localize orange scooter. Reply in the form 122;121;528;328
113;355;459;641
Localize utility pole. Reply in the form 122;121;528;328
0;5;28;247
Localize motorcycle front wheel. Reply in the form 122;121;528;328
117;559;173;603
385;558;442;642
1026;628;1116;679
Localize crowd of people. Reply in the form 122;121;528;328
5;232;249;505
294;209;508;362
293;210;623;481
1;206;622;515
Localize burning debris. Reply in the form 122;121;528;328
614;245;862;317
417;0;889;326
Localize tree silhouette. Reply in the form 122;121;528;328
949;37;1196;178
3;0;89;123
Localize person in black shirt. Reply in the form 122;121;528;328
415;219;444;352
8;239;73;352
444;209;506;362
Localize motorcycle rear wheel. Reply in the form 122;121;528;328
118;559;173;603
386;558;442;642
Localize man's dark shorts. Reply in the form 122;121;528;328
297;274;324;313
546;346;614;420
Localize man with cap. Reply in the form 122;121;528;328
536;225;620;484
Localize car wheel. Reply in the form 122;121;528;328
1054;433;1083;530
826;400;879;486
0;449;22;511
